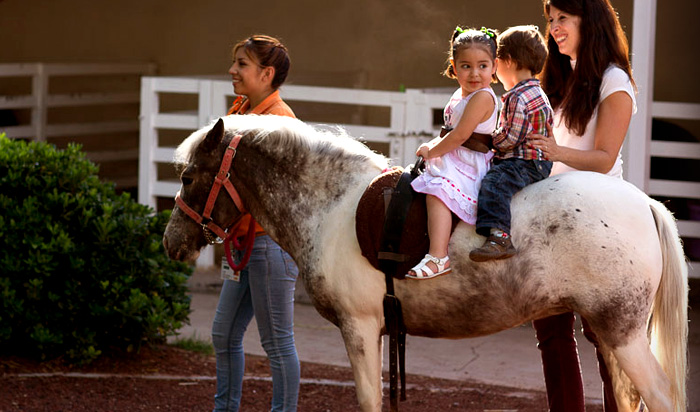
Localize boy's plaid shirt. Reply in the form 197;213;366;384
492;78;553;160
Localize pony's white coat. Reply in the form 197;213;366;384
164;115;688;412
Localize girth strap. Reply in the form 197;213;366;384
378;162;422;411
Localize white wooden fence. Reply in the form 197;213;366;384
138;76;450;267
0;63;156;140
0;62;156;187
645;102;700;278
137;77;452;209
138;78;447;209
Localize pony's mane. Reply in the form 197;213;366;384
174;114;389;170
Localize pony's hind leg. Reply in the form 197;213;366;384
612;333;673;412
597;343;641;411
339;316;384;412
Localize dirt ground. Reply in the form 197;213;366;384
0;344;606;412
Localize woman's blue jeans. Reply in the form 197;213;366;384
211;235;300;412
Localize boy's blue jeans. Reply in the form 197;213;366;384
475;158;552;237
211;235;300;412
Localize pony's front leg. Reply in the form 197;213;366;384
339;316;384;412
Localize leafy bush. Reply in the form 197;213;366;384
0;134;193;363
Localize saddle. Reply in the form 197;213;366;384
355;166;459;278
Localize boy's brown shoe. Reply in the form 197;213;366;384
469;235;517;262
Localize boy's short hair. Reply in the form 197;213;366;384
497;25;548;75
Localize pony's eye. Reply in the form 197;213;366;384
181;176;193;186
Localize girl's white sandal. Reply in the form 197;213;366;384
406;254;451;279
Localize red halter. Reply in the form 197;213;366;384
174;134;255;271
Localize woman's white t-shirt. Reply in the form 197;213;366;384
550;65;637;178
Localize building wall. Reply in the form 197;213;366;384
0;0;697;123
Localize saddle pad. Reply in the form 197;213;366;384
355;167;458;278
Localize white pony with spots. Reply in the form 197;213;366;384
163;115;688;412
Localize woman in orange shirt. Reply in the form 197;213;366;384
211;35;300;412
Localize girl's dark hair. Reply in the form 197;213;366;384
443;27;499;79
541;0;635;135
233;35;291;90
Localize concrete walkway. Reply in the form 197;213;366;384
174;268;700;410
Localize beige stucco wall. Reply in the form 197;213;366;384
1;0;694;99
1;0;698;137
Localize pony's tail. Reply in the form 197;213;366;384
649;199;688;411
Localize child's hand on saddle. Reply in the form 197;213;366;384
416;144;430;159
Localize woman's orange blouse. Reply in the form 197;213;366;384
227;90;296;238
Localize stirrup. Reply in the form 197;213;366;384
406;254;451;279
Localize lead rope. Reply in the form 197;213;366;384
223;217;257;272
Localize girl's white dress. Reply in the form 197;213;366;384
411;87;497;224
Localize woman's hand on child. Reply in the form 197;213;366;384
529;123;560;161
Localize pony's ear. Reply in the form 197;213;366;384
202;118;225;152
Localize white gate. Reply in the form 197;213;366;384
138;76;450;267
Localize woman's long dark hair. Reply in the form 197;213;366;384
541;0;635;135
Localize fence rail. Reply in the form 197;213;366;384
138;77;453;209
0;62;156;188
646;101;700;277
139;76;699;276
1;62;156;140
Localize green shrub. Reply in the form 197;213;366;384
0;134;193;363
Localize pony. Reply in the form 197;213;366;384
163;114;688;412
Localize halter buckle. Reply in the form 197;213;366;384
203;226;224;244
227;145;236;159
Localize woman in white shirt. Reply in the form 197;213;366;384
528;0;637;411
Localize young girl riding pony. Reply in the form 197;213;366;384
407;27;499;279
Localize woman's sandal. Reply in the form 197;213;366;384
405;254;451;279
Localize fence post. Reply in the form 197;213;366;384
32;64;48;141
196;78;217;269
400;89;435;167
138;77;159;209
210;80;231;122
198;79;213;127
626;0;656;191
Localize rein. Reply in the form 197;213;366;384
175;134;255;271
